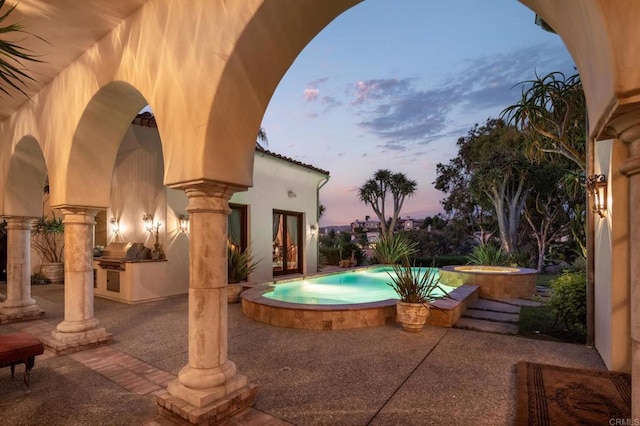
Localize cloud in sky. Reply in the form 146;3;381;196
303;88;319;101
345;44;574;149
303;77;330;101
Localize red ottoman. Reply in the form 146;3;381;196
0;333;45;393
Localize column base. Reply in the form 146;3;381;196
0;293;5;302
156;383;259;425
41;327;112;355
0;305;44;325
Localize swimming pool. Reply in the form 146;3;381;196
241;266;480;330
263;267;453;305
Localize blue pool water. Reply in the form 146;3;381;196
264;266;454;305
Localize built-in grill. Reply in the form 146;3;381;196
98;242;149;270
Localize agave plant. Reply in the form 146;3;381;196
228;246;259;284
373;233;418;265
386;259;443;304
0;0;43;96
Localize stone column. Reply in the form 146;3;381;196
0;216;43;320
48;208;111;351
165;182;257;414
613;113;640;420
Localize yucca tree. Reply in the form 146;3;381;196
358;169;417;238
0;0;43;97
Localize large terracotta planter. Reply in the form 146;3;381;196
396;301;430;332
41;262;64;285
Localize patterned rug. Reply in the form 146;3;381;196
516;361;631;425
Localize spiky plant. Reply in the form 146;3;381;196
386;258;443;304
373;233;418;265
228;246;259;284
0;0;43;97
466;244;509;266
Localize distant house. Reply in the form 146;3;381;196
396;216;422;231
87;113;328;303
350;218;381;247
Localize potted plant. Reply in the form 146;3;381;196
31;214;65;284
387;258;443;332
227;246;259;303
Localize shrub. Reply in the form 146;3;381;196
32;214;64;263
548;271;586;339
409;256;468;267
466;244;508;266
374;233;418;264
507;250;535;268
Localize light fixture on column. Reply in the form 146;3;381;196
178;214;189;233
110;217;119;235
143;213;154;232
310;223;318;236
586;174;607;218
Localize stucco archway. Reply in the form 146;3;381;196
4;136;47;217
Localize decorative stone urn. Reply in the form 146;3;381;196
396;301;430;332
41;262;64;284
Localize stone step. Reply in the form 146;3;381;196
468;298;521;314
486;298;542;307
463;309;520;323
454;317;519;335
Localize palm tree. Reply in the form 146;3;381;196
256;127;268;149
0;0;43;97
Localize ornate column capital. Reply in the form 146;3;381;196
3;216;36;230
172;180;247;215
603;106;640;177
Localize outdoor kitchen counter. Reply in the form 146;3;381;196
92;259;187;304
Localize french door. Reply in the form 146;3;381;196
272;210;302;275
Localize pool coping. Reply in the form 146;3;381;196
241;266;480;330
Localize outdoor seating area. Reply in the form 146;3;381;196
0;282;608;425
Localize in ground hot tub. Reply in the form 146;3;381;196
439;265;537;299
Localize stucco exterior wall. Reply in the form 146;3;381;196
231;153;326;284
98;125;190;302
98;124;326;297
594;139;631;372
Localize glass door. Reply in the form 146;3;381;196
272;211;302;275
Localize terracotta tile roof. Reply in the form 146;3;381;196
131;112;329;176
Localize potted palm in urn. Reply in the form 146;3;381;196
227;246;259;303
31;214;65;284
387;258;444;332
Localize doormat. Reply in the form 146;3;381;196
516;361;631;425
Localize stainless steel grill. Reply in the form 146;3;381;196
98;242;149;270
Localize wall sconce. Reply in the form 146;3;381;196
287;190;297;198
143;214;154;232
110;217;120;235
178;214;189;233
586;174;607;218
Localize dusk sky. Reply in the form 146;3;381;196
260;0;575;227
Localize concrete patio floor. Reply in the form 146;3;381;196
0;283;605;425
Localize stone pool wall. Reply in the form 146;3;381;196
439;265;537;299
